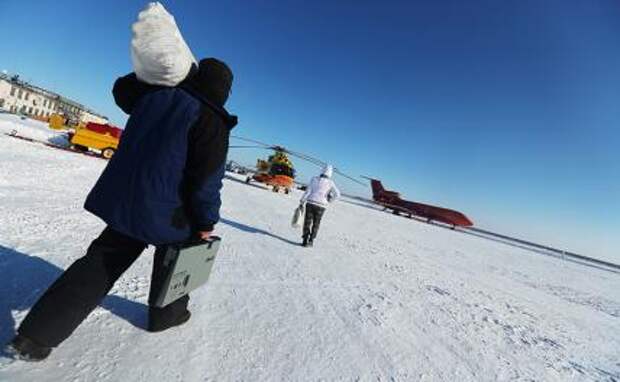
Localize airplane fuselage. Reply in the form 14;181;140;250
369;179;473;227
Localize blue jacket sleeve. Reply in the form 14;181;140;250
190;161;225;232
185;109;230;232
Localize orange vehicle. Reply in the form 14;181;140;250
245;150;296;193
68;122;122;159
48;114;67;130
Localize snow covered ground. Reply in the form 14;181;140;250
0;119;619;381
0;112;69;147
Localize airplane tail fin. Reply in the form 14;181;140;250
369;179;385;200
361;176;386;200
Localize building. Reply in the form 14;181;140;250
0;72;108;125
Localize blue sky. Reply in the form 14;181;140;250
1;1;618;261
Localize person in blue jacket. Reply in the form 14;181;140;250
7;58;237;361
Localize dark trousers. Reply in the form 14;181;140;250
17;227;189;347
302;203;326;242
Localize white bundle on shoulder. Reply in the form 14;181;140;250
131;2;197;86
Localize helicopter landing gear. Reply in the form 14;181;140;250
270;185;290;194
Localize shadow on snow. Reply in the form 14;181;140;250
219;218;300;246
0;244;147;359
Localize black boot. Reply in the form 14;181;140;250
6;334;52;362
147;308;191;333
302;236;309;247
148;247;192;333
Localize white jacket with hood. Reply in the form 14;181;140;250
300;165;341;208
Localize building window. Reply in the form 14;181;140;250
25;93;30;101
17;89;23;99
10;87;16;96
0;99;4;108
28;107;33;114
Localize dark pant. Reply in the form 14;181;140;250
302;203;326;242
17;227;189;347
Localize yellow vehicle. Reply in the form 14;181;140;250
48;114;67;130
69;122;121;159
245;149;296;193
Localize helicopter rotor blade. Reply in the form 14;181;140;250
230;135;273;148
284;149;326;167
230;135;367;187
287;151;366;187
333;168;367;186
229;145;269;149
283;149;326;166
286;149;366;187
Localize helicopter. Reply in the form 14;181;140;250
230;136;364;194
248;147;296;193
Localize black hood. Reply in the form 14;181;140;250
183;58;233;107
113;58;237;129
180;58;237;129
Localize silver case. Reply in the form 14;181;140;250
153;237;221;307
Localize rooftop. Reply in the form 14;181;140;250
0;72;107;119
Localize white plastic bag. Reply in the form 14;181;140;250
291;204;304;228
131;2;197;86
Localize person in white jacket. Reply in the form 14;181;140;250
299;165;341;247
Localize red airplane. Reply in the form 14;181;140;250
366;178;474;227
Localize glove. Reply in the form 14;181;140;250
327;189;335;203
